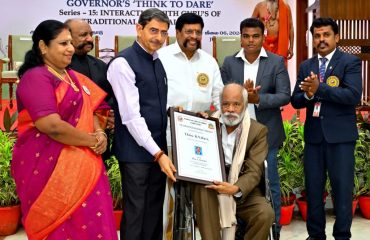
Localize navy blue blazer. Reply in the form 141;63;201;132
291;49;362;144
221;51;291;148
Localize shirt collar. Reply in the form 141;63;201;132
219;117;239;135
318;48;336;63
136;40;159;60
235;47;268;64
171;41;200;60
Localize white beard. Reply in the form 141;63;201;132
266;0;278;15
221;110;245;127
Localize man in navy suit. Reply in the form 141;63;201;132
221;18;290;240
291;18;362;240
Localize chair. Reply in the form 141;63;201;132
166;36;177;45
212;36;241;67
88;35;100;58
0;35;32;110
114;36;137;55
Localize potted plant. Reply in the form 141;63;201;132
358;169;370;219
106;155;123;229
278;118;305;225
353;124;370;219
0;130;20;235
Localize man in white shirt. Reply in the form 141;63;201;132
158;13;223;115
158;12;224;239
107;8;176;240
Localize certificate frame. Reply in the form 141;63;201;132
169;107;226;185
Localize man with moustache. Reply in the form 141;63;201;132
192;83;274;240
252;0;294;65
158;12;223;239
66;19;113;102
66;19;114;160
158;12;223;114
107;8;176;240
291;18;362;240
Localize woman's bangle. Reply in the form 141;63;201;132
90;135;100;149
95;128;104;133
154;150;164;162
96;131;108;139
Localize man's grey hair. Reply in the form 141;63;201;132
138;8;170;28
219;82;248;108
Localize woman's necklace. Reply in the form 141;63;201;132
46;65;80;92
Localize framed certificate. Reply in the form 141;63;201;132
169;107;226;185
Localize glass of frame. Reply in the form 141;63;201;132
169;107;226;184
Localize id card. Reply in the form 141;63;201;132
313;102;321;117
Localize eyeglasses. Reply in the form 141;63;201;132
183;29;202;36
149;28;168;38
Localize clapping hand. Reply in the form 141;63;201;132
299;71;319;98
244;79;261;104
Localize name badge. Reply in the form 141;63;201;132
82;85;91;95
197;73;209;87
313;102;321;117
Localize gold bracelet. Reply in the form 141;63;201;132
96;131;108;139
95;128;105;133
90;135;100;149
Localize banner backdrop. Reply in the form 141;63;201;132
0;0;296;80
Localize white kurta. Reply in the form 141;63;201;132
158;41;224;146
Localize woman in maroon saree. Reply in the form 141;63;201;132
11;20;118;240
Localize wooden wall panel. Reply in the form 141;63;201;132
336;19;370;103
320;0;370;20
296;0;308;73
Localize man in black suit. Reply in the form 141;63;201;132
291;18;362;240
221;18;290;239
66;19;114;160
66;19;113;103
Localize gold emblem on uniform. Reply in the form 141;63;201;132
326;76;340;87
197;73;209;87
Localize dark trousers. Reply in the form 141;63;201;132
266;147;281;234
119;162;166;240
304;141;355;240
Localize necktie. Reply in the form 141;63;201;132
319;57;327;82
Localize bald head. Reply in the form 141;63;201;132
65;19;94;56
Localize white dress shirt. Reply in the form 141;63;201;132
235;47;268;120
221;124;237;166
107;41;161;156
158;41;224;145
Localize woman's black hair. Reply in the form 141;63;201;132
18;20;68;78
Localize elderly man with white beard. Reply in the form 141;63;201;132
192;83;274;240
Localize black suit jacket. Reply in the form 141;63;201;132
69;54;113;105
221;51;291;148
291;49;362;144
